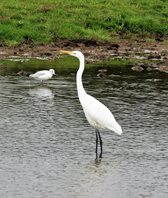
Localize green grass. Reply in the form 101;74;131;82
0;0;168;46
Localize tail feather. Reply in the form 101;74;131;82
109;122;123;135
115;124;123;135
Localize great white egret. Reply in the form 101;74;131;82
60;50;122;159
29;69;55;83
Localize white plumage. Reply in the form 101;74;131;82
81;94;122;135
29;69;55;83
61;50;122;158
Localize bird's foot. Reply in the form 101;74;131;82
95;153;102;163
95;156;102;164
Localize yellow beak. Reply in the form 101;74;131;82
60;50;74;55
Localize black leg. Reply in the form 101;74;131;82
95;130;98;159
97;130;103;158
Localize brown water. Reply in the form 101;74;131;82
0;70;167;198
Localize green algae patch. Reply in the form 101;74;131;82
0;56;78;75
0;56;133;76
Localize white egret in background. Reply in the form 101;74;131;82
60;50;122;159
29;69;55;84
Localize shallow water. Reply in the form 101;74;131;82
0;70;167;198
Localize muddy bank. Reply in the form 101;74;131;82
0;38;168;73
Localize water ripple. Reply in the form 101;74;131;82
0;73;167;198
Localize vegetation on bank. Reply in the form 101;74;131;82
0;0;168;46
0;56;133;75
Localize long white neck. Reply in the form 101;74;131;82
76;55;86;99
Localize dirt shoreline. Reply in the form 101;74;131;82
0;39;168;73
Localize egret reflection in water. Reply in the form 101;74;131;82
28;85;54;100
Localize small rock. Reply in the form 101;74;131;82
107;43;119;50
157;66;168;73
17;70;31;76
97;69;108;78
146;67;154;71
155;34;164;42
131;65;144;72
40;52;52;56
98;69;108;73
19;47;24;52
148;54;161;60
